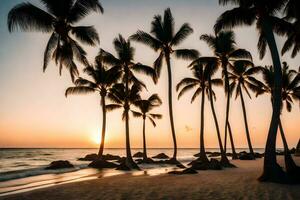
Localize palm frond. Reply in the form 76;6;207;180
68;0;103;23
171;23;193;46
71;26;99;46
65;86;95;97
177;83;197;99
131;63;157;83
148;116;157;127
43;33;59;72
154;52;164;78
106;104;122;111
174;49;199;60
130;30;161;51
8;2;54;32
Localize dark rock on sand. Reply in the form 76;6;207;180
209;159;222;170
88;159;118;169
102;154;121;160
116;160;140;171
238;151;255;160
208;152;221;157
190;158;222;170
78;153;98;161
133;152;144;158
168;167;198;175
136;158;155;164
152;153;169;159
46;160;74;170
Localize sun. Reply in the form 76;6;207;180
91;134;101;145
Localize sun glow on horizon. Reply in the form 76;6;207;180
91;133;101;145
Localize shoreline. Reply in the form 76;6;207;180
1;156;299;200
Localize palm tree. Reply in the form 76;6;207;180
199;31;252;159
130;8;199;161
65;52;121;159
8;0;103;81
107;83;142;169
215;0;288;183
228;60;262;159
272;0;300;58
177;62;222;164
132;94;162;162
100;34;156;168
257;63;300;177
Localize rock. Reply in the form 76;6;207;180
254;152;264;158
239;152;255;160
136;158;155;164
46;160;74;170
226;153;233;157
116;159;140;171
88;159;118;169
176;163;186;169
193;153;200;157
295;139;300;157
168;167;198;175
116;157;126;163
208;152;221;157
191;160;210;170
152;153;169;159
78;153;98;161
133;152;144;158
209;159;222;170
102;154;121;160
290;148;296;154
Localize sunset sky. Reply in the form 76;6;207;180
0;0;299;149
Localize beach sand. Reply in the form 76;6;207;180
1;156;299;200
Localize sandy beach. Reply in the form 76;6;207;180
1;156;299;200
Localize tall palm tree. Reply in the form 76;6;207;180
215;0;288;183
256;63;300;176
272;0;300;58
130;8;199;161
107;83;142;169
8;0;103;81
177;62;222;164
199;31;252;159
132;94;162;162
100;34;156;168
65;52;121;159
228;60;262;159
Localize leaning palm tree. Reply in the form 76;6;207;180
215;0;288;183
257;63;300;176
65;52;121;160
8;0;103;81
228;60;262;159
100;35;156;169
130;8;199;162
107;83;142;169
177;62;222;164
132;94;162;163
199;31;252;159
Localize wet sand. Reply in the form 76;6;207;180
1;156;299;200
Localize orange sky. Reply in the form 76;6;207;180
0;0;299;149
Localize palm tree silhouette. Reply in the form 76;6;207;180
228;60;262;159
177;61;222;164
131;8;199;161
132;94;162;163
257;63;300;178
100;34;156;169
215;0;287;183
273;0;300;58
8;0;103;82
107;83;142;169
65;52;121;159
199;31;252;159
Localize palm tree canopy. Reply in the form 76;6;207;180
130;8;199;77
257;62;300;112
132;94;163;127
215;0;288;59
228;60;263;99
8;0;103;81
100;34;157;87
177;59;222;103
65;52;121;97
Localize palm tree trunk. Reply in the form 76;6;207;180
142;117;147;160
199;87;209;163
258;19;286;183
208;79;230;165
227;122;238;159
279;118;299;174
97;95;106;158
223;64;230;153
165;53;177;160
124;67;136;168
239;87;255;158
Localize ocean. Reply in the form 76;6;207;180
0;148;265;196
